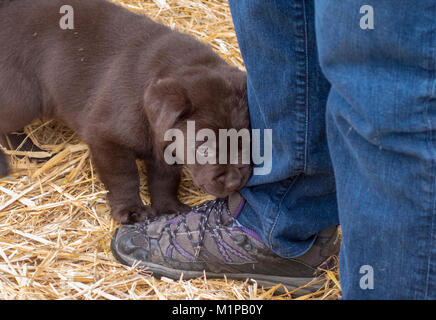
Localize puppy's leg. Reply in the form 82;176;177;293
0;134;9;177
89;142;156;224
0;66;42;178
0;148;9;178
0;124;40;179
145;157;191;215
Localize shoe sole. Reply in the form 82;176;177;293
111;228;323;296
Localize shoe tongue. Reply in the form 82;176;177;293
203;198;234;227
161;195;246;236
184;197;239;229
221;193;245;225
227;192;244;218
220;199;235;226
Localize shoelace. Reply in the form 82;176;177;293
135;198;256;263
191;198;233;258
187;199;255;263
137;198;235;260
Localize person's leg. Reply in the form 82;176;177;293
316;0;436;299
228;0;339;258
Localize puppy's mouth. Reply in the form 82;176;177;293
200;184;229;198
188;167;252;198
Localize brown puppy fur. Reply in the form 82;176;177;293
0;0;250;224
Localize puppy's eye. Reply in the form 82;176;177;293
197;144;217;158
197;145;209;157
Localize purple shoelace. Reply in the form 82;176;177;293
137;197;261;263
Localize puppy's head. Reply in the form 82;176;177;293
144;68;252;197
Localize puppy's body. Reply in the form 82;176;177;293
0;0;250;223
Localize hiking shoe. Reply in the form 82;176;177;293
111;194;340;294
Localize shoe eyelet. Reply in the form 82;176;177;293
244;243;252;251
234;235;246;244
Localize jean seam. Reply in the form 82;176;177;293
268;1;309;252
247;76;269;129
302;0;310;174
266;0;312;255
269;175;338;257
278;192;337;257
293;0;310;172
267;175;300;250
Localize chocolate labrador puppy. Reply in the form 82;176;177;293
0;0;251;223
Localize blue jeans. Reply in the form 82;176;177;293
229;0;436;299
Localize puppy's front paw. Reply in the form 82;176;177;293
0;151;10;178
153;200;191;215
111;203;156;224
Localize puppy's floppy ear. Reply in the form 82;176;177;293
144;78;193;143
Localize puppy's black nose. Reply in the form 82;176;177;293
219;168;243;192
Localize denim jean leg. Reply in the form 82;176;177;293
316;1;436;298
228;0;339;258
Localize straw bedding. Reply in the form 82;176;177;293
0;0;341;300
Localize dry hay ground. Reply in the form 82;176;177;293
0;0;341;300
